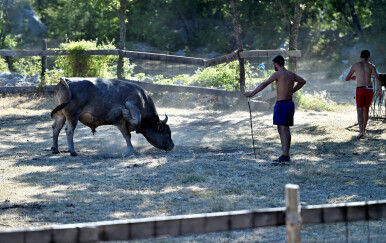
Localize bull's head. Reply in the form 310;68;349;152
141;114;174;151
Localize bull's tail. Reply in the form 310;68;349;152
51;77;72;118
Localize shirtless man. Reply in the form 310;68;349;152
345;50;382;139
244;55;306;164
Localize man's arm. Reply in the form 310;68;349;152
293;74;306;93
244;72;278;97
371;65;383;99
345;65;356;81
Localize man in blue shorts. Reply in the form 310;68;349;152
244;55;306;164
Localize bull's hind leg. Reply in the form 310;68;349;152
51;114;66;154
65;117;79;156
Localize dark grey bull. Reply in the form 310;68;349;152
51;77;174;156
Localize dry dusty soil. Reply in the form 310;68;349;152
0;74;385;242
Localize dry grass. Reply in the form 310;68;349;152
0;93;385;242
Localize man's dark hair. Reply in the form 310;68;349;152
272;55;285;66
360;50;370;59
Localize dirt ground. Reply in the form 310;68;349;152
0;66;385;242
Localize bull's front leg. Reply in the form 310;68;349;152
121;101;141;127
117;122;137;155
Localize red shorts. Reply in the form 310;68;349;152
356;88;374;108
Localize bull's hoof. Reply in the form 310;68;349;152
51;147;60;154
70;151;78;156
124;149;138;156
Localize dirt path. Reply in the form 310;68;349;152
0;92;385;242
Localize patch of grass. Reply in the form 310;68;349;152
180;174;206;184
209;197;226;212
328;194;359;203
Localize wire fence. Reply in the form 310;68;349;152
0;185;384;243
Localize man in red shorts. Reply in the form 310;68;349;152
345;50;382;139
244;55;306;164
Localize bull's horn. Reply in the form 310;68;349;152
163;114;168;124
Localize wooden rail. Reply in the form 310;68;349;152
0;78;279;103
0;49;301;67
0;198;384;242
0;80;241;98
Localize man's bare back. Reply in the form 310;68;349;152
349;61;375;87
275;69;305;100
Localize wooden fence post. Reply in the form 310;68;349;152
285;184;301;243
41;39;47;85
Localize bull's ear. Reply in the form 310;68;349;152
157;121;163;131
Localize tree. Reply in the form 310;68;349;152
84;0;138;78
229;0;245;93
103;0;138;79
346;0;362;37
277;0;313;71
0;0;15;71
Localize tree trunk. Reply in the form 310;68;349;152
0;0;14;71
278;0;311;72
346;0;362;37
229;0;245;94
117;1;127;79
288;3;303;72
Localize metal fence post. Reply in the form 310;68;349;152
286;184;301;243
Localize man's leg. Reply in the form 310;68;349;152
277;125;291;156
363;107;369;133
357;107;364;138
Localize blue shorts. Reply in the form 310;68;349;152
273;100;295;126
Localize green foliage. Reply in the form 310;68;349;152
2;35;18;49
121;58;136;79
13;56;41;77
181;174;206;184
54;39;116;78
44;69;64;85
38;0;118;42
295;90;337;111
30;0;386;67
191;61;240;91
151;60;269;91
0;57;9;72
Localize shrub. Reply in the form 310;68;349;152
54;39;116;77
0;57;9;72
151;60;260;91
295;90;337;111
45;39;135;85
13;56;41;77
191;61;240;91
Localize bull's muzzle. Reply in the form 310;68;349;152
165;143;174;151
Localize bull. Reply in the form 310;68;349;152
51;77;174;156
